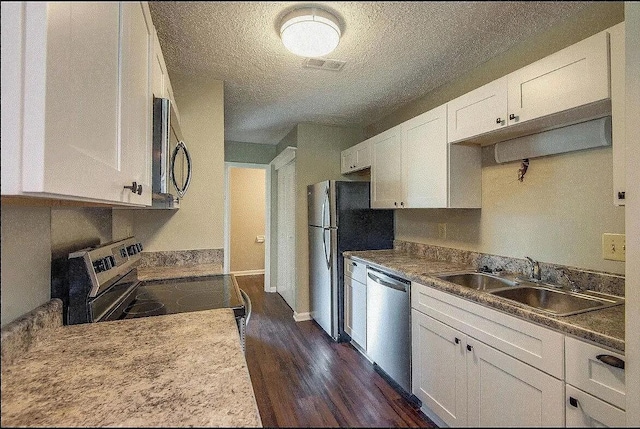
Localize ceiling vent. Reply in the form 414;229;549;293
302;58;346;71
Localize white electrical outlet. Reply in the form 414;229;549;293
438;223;447;240
602;233;625;261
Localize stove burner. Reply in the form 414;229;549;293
124;301;165;315
176;292;218;311
134;291;156;301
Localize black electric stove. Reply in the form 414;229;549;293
121;275;246;320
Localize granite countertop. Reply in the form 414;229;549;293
344;249;625;353
1;309;262;427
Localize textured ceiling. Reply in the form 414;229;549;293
149;1;593;145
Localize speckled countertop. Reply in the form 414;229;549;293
344;249;625;353
1;309;262;427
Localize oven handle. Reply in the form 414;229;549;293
239;288;252;328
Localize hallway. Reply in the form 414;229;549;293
237;274;435;428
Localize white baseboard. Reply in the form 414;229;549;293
231;269;265;276
293;312;312;322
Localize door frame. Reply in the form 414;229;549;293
223;162;271;291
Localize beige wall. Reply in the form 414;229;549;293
1;206;52;326
230;167;266;272
225;140;276;164
396;146;625;274
132;78;225;252
366;2;625;275
0;205;118;326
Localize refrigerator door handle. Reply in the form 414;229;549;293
323;228;331;269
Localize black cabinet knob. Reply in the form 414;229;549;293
466;344;473;352
569;397;578;408
509;113;517;120
454;337;460;344
496;118;502;124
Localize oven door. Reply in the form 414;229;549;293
90;269;140;322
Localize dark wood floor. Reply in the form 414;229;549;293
236;274;436;428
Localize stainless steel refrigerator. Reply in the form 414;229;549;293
307;180;394;341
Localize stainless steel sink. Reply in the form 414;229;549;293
436;272;517;291
436;271;624;316
489;286;624;316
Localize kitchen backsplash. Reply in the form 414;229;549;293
394;240;625;297
139;248;224;269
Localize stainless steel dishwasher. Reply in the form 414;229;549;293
366;266;412;394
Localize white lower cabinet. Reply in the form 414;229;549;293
412;309;563;427
411;282;565;427
344;258;367;350
566;385;626;428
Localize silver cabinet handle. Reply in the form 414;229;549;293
171;141;192;198
367;272;407;292
596;354;625;369
124;181;142;195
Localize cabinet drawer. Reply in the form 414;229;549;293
566;384;626;427
412;281;564;379
344;258;367;284
565;336;625;410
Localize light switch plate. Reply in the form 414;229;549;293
602;233;625;261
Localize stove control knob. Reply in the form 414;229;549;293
107;255;116;269
94;258;108;273
136;243;143;253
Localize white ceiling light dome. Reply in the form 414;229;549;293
280;7;341;58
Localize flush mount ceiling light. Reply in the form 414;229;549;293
280;7;341;58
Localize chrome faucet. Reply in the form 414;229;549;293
525;257;541;282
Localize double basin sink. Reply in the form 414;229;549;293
436;272;624;317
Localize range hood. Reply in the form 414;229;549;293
494;116;611;164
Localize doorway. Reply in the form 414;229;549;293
224;162;271;291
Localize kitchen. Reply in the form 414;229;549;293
1;1;639;427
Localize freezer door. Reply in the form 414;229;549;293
308;181;336;227
309;225;333;337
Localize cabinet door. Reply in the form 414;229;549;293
350;278;367;349
120;1;152;206
370;125;403;208
151;29;166;99
402;105;448;208
566;385;626;428
447;77;508;144
412;310;467;427
609;23;626;206
507;31;610;126
466;339;564;427
22;2;125;202
344;274;353;337
341;147;356;174
354;140;372;170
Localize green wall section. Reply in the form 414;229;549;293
225;140;277;164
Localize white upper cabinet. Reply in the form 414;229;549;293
370;105;481;209
447;30;612;145
341;139;372;174
447;77;509;144
507;30;610;125
121;1;153;206
609;22;626;206
370;125;403;208
1;2;154;206
151;26;180;123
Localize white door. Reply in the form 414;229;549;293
506;30;610;126
412;310;468;427
22;2;125;202
370;125;403;208
447;76;508;144
277;160;296;310
402;104;448;208
466;338;564;427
